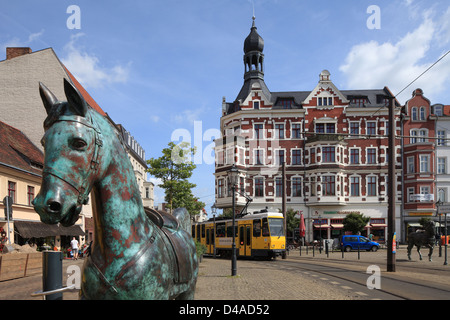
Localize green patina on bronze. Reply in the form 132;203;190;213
33;79;198;299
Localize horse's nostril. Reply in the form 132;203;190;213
48;201;62;212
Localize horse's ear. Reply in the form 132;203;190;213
39;82;58;115
63;78;87;117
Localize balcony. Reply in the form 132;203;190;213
306;133;345;144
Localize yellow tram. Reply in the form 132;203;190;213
192;210;286;260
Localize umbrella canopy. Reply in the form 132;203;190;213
299;213;306;238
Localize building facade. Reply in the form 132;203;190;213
0;47;153;248
215;19;404;242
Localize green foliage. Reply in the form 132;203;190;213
147;141;205;216
285;208;300;237
195;240;207;257
343;212;370;235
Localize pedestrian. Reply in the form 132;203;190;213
70;237;79;260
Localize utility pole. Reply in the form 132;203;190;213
387;96;396;272
282;161;287;259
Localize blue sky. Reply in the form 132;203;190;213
1;0;450;218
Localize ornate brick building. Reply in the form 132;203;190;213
214;18;403;242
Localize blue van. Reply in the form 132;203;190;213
340;235;379;252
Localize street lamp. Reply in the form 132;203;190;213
211;204;217;258
227;164;239;276
437;200;448;265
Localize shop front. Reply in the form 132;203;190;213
14;220;85;251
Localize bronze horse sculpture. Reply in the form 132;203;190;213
407;220;436;262
33;79;198;299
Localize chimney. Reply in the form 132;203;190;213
6;47;32;60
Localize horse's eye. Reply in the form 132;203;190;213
71;138;87;150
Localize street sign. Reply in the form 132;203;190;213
438;204;450;214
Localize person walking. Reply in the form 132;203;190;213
70;237;79;260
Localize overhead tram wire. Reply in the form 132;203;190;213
370;50;450;117
298;130;450;141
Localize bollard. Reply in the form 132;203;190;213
42;251;63;300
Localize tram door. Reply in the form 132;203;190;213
206;226;214;255
239;224;252;257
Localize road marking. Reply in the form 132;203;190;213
341;286;352;290
355;291;368;296
330;281;340;285
320;277;329;281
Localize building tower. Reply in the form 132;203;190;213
236;17;271;103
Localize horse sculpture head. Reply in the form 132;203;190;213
33;79;103;227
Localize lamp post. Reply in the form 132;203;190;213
227;164;239;276
445;212;448;266
211;204;217;259
437;200;443;258
437;200;448;265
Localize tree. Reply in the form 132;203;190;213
285;208;300;239
343;212;370;235
147;142;205;216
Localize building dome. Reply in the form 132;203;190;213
244;17;264;53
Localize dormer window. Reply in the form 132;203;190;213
253;100;260;109
278;98;294;109
351;98;367;107
434;104;443;116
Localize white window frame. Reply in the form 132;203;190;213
407;156;415;174
438;157;446;174
419;155;430;173
438;130;446;146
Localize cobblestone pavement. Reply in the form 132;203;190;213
194;257;357;300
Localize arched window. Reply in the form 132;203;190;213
420;107;426;120
411;107;418;120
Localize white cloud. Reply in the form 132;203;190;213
339;11;450;103
61;34;131;89
171;107;206;125
28;29;44;43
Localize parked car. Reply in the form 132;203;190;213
340;235;379;252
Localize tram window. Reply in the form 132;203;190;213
246;226;251;245
201;224;205;238
227;225;238;237
253;219;261;237
206;230;210;245
268;218;284;236
216;223;226;237
262;218;270;237
192;225;195;237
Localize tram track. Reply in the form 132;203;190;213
270;254;450;300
